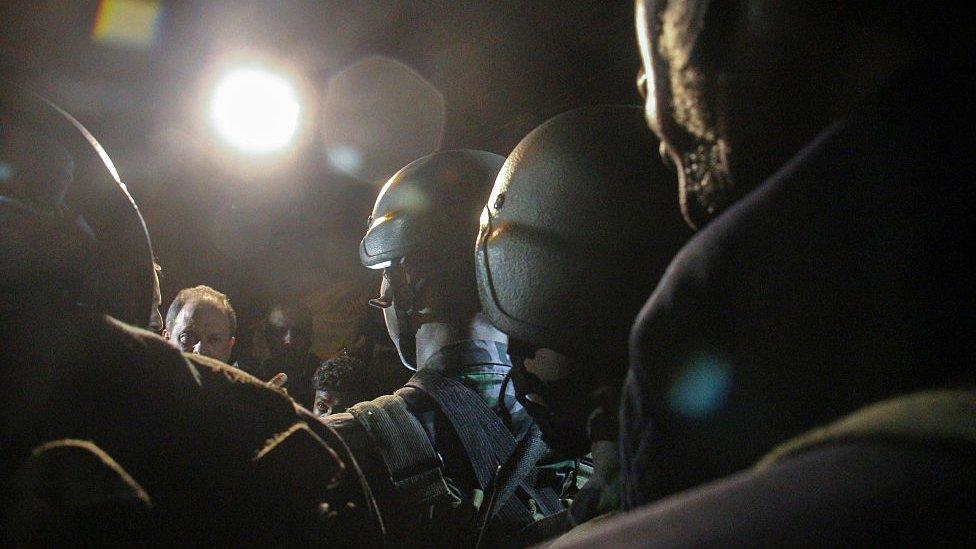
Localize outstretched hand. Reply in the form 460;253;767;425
268;372;288;391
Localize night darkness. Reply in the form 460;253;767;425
1;0;641;360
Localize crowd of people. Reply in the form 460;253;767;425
1;1;973;546
158;286;391;413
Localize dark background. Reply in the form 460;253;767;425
1;0;641;360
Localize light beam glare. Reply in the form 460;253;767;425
210;67;300;154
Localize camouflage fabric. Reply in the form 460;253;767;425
423;339;511;372
422;339;531;436
323;338;579;546
421;339;578;515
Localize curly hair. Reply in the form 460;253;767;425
314;353;370;395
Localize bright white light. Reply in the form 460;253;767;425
210;67;300;154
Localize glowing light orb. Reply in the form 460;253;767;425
210;68;300;154
667;355;733;420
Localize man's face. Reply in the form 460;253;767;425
636;0;735;229
638;0;834;228
265;307;312;363
313;389;343;418
167;299;235;363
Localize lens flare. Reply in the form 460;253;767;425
210;67;300;154
667;355;733;420
92;0;162;49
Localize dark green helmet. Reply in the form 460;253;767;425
475;105;692;372
361;149;504;370
360;149;505;270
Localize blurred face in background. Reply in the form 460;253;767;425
265;305;313;364
167;298;236;362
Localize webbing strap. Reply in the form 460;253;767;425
403;369;560;517
487;424;550;521
348;394;453;506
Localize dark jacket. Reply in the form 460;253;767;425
621;62;976;508
553;391;976;547
1;302;381;546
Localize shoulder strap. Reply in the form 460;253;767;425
402;369;560;518
348;394;456;507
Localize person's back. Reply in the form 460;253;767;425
538;4;976;545
623;1;976;506
328;336;550;545
1;301;379;544
0;86;381;545
624;61;976;504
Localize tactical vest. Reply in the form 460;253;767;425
334;368;566;547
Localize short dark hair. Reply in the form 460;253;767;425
165;285;237;335
314;354;370;396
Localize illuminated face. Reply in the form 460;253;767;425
636;0;735;229
313;389;343;418
168;299;236;363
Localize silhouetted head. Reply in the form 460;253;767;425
635;0;960;228
1;84;155;328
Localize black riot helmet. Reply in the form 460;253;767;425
361;149;505;369
0;84;155;328
475;105;692;452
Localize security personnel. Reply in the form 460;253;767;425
474;105;691;542
325;150;571;547
0;85;381;545
549;2;976;546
